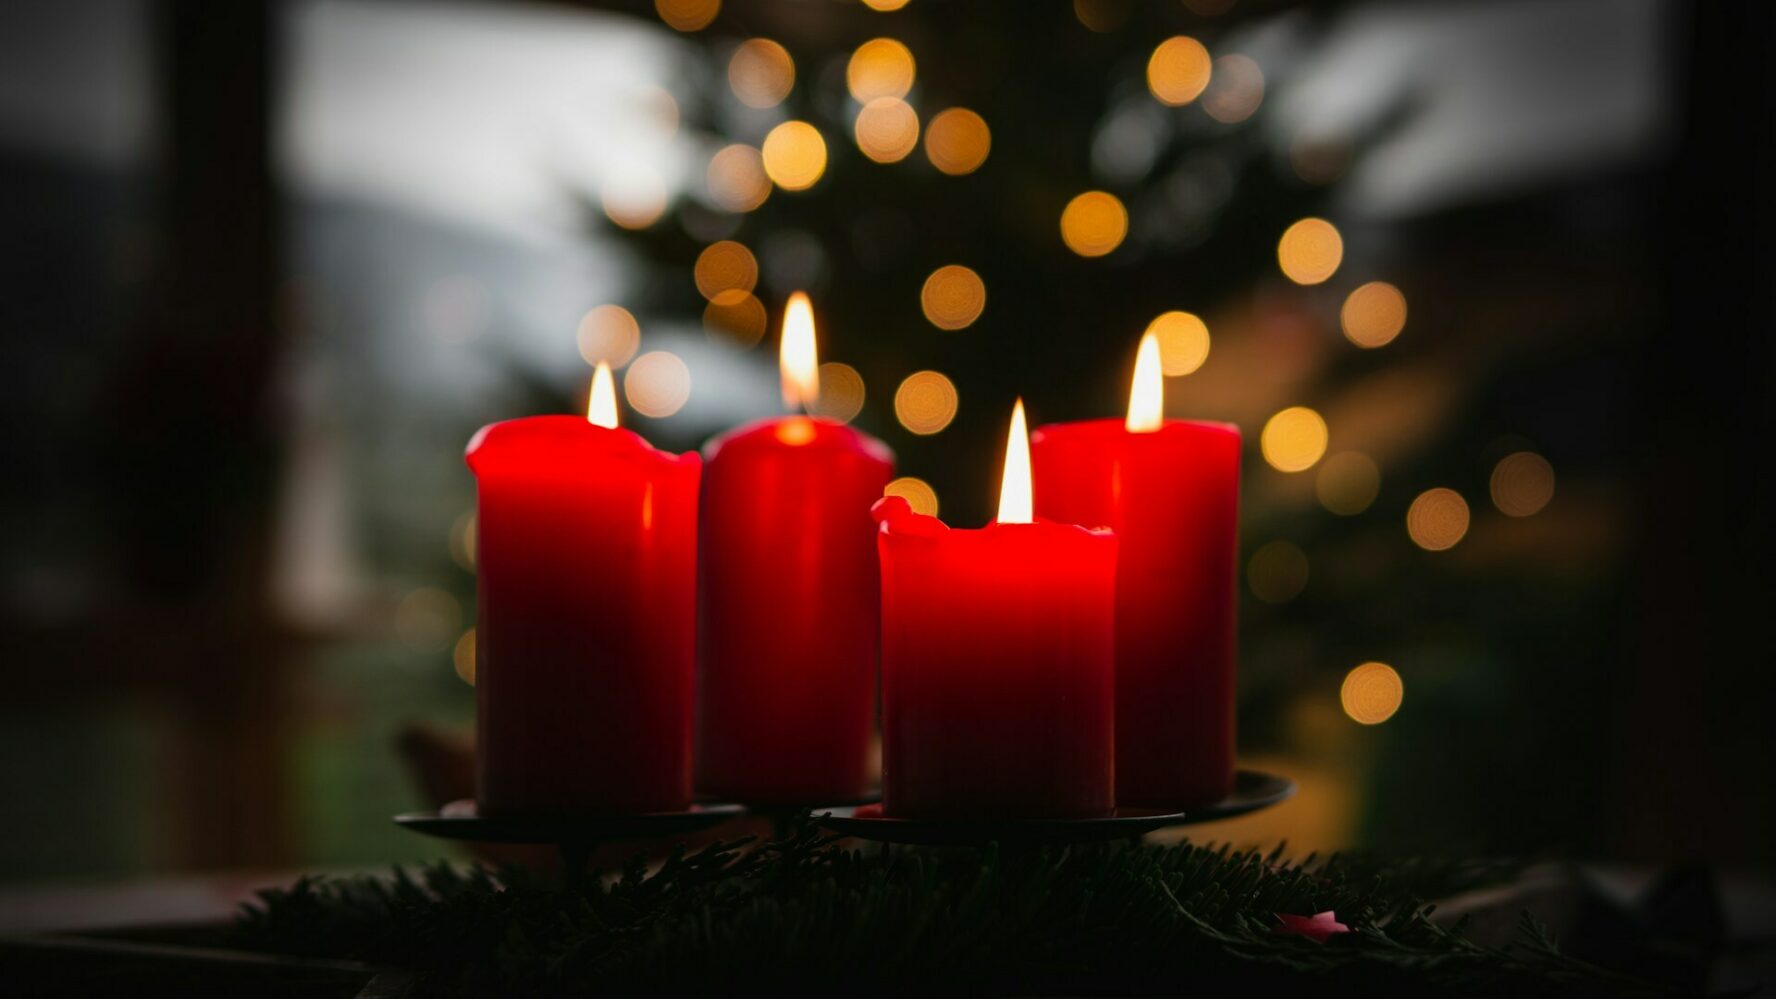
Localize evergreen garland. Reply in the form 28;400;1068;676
234;819;1672;996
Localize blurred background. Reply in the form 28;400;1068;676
0;0;1769;882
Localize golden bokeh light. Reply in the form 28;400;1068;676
1060;191;1128;257
893;370;959;435
576;304;641;368
601;172;667;230
655;0;718;32
811;361;866;424
1074;0;1131;32
693;241;758;300
1248;540;1309;604
762;120;828;191
448;510;476;572
1341;280;1407;348
855;97;921;163
1277;217;1343;285
1315;451;1380;516
624;350;692;417
702;289;768;347
847;38;916;102
1261;406;1329;473
1341;662;1403;725
1146;36;1212;106
1202;53;1264;123
920;264;986;330
924;107;991;175
1490;451;1555;517
884;476;939;516
453;628;476;686
861;0;910;10
707;144;771;212
1407;487;1470;551
728;39;794;109
396;587;462;654
1146;311;1210;376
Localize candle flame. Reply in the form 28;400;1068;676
996;397;1033;524
780;291;820;410
588;361;619;428
1126;331;1163;433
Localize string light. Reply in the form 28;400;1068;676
707;144;770;212
693;241;758;300
762;121;828;191
1341;281;1407;348
924;108;991;175
855;97;921;163
1261;406;1329;472
1406;488;1470;550
655;0;718;32
1341;662;1403;725
884;476;939;516
1277;218;1343;285
728;39;794;109
894;371;959;435
847;38;915;102
1146;36;1212;106
1061;191;1128;257
920;265;986;330
1146;311;1210;376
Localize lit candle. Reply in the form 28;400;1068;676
464;362;701;814
1030;334;1242;807
698;293;895;804
875;400;1117;819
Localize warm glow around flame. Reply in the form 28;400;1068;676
1126;331;1164;432
996;398;1033;524
588;361;619;428
780;291;820;410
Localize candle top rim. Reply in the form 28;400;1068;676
704;415;895;464
465;414;699;474
871;495;1115;541
1030;416;1241;442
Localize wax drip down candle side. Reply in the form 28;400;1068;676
465;362;701;815
1031;334;1242;808
876;400;1117;819
697;293;895;804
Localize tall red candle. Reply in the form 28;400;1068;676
465;363;700;814
697;293;894;803
1030;334;1241;807
876;401;1116;819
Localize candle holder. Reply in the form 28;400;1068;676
394;800;746;887
813;768;1294;847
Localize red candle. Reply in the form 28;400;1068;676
1030;334;1241;807
876;400;1117;819
465;362;700;814
697;293;894;803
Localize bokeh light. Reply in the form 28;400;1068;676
601;171;667;229
762;121;828;191
453;628;476;686
655;0;718;32
1341;662;1403;725
811;361;866;424
448;510;476;572
1407;488;1470;551
861;0;910;10
1315;451;1380;516
884;476;939;516
1490;452;1556;517
1277;217;1343;285
728;39;794;109
576;305;641;368
707;144;770;212
1146;311;1210;376
1146;36;1212;106
624;350;692;417
1074;0;1131;33
1060;191;1128;257
1201;54;1263;123
702;289;767;347
920;265;986;330
855;97;921;163
1261;406;1329;472
396;587;461;654
693;241;758;300
1248;540;1309;604
894;370;959;435
924;108;991;175
847;38;915;102
1341;281;1407;348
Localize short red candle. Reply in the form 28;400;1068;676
1030;337;1241;807
465;407;700;815
875;402;1117;819
696;294;894;803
